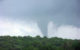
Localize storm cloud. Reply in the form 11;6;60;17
0;0;80;38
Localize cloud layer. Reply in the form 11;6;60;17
0;0;80;37
48;21;80;39
0;17;43;37
0;18;80;40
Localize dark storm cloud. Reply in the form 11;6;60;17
0;0;80;36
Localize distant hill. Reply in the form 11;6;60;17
0;36;80;50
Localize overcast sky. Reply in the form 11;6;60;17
0;0;80;39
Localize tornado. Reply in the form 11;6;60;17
38;20;49;37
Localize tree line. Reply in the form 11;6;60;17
0;36;80;50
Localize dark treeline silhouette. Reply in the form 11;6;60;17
0;36;80;50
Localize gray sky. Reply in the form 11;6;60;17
1;0;80;26
0;0;80;39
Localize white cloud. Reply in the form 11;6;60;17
0;18;43;37
56;25;80;39
48;21;57;37
0;17;80;39
48;21;80;39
